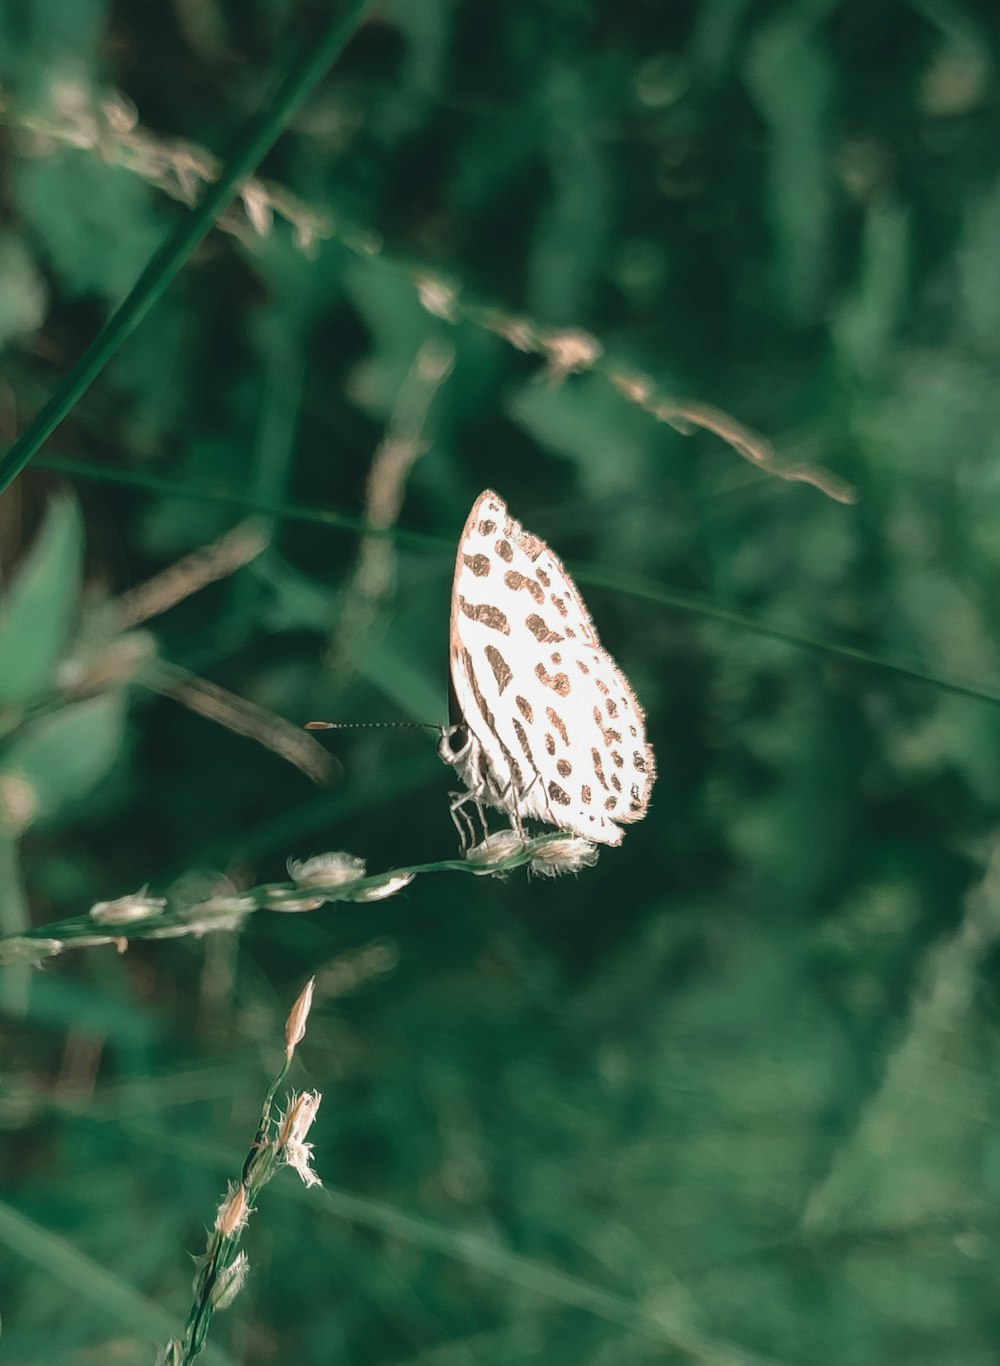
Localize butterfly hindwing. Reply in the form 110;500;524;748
447;490;655;847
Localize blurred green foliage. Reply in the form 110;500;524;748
2;1;1000;1363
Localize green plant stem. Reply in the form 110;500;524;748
32;452;1000;711
246;1054;292;1181
172;1038;310;1363
0;0;376;499
579;565;1000;712
33;455;440;548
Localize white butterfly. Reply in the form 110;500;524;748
439;490;655;849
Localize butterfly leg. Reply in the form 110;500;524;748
497;773;532;840
449;790;483;853
448;794;473;850
472;794;490;844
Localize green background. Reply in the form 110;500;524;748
2;1;1000;1362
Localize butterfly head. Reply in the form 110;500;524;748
437;722;473;766
438;721;492;809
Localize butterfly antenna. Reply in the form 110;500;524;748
305;720;442;731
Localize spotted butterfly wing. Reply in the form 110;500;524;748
440;489;655;847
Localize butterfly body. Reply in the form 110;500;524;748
440;490;655;848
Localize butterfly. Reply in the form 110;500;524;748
438;490;655;849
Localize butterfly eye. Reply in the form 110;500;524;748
439;725;471;762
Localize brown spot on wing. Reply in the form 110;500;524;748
463;553;491;577
463;646;522;793
504;570;545;604
591;747;608;790
536;567;551;587
581;784;592;804
605;796;617;811
611;750;623;767
593;706;622;747
546;707;569;746
633;751;646;772
459;598;509;633
485;644;512;694
610;773;622;793
496;539;513;562
548;781;571;806
525;613;562;644
545;734;556;756
605;698;619;718
576;659;590;675
516;696;534;723
478;519;496;535
550;594;568;617
518;532;545;560
512;718;535;765
535;664;570;695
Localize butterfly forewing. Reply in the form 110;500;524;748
446;490;655;847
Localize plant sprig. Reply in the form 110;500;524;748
158;978;321;1366
0;833;600;966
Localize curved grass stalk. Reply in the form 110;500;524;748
0;834;598;966
6;85;854;506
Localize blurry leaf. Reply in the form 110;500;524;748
0;1197;236;1365
451;106;543;214
883;694;1000;804
892;564;999;681
919;15;991;116
138;439;253;554
0;830;30;1015
805;861;1000;1230
22;973;163;1045
255;551;333;633
0;234;47;349
386;0;450;94
507;372;656;498
3;690;125;822
857;353;994;477
958;181;1000;346
526;65;610;323
359;2;447;148
832;200;910;374
0;3;105;92
358;631;445;724
105;296;188;450
0;493;82;707
342;257;435;417
717;682;860;903
242;230;345;324
744;7;835;322
14;153;168;301
689;0;756;84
